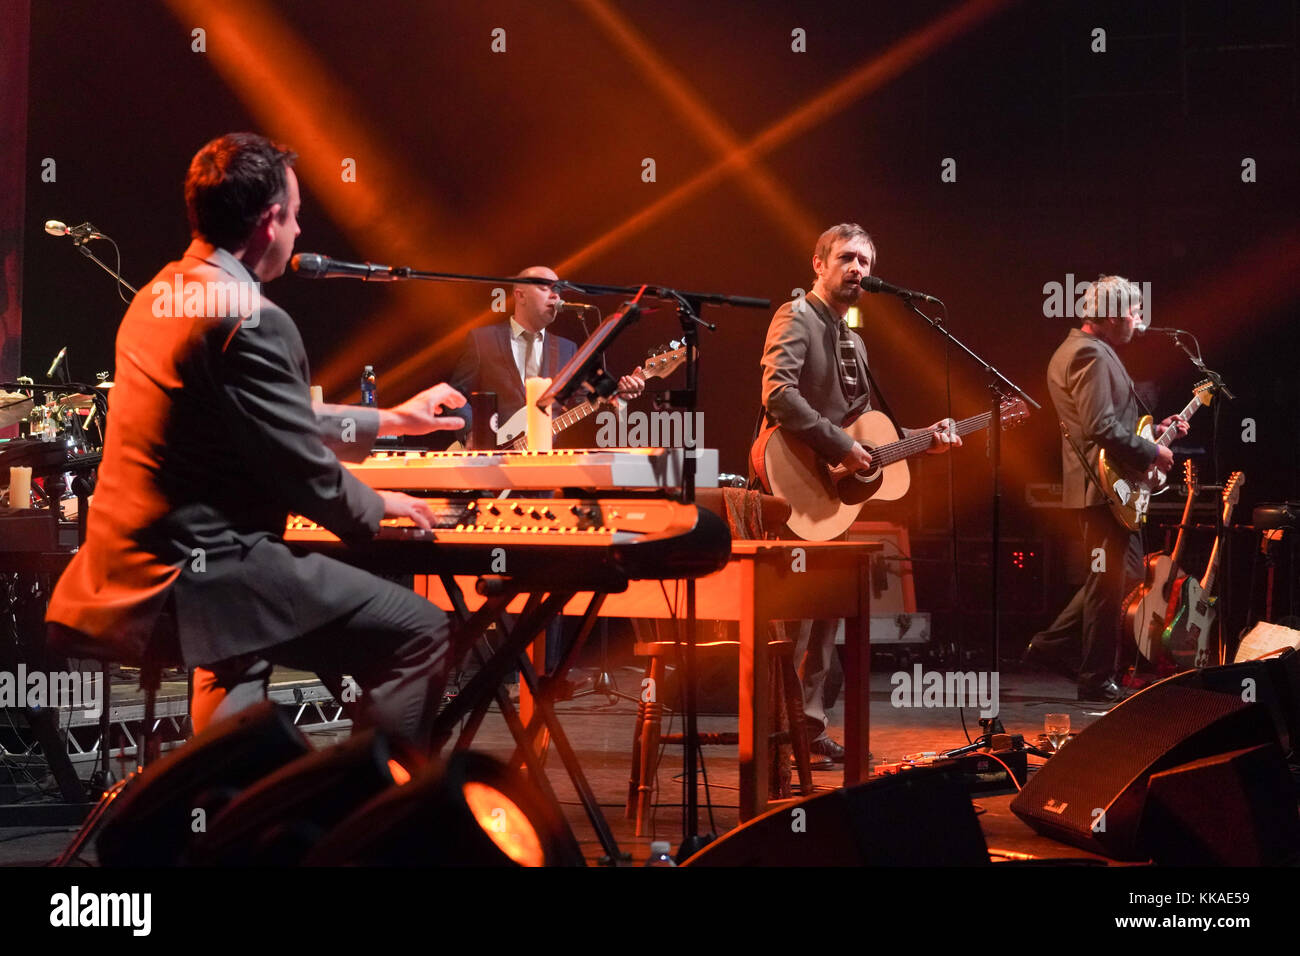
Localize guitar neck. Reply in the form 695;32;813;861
1200;498;1238;595
1153;394;1203;448
505;361;655;451
871;411;992;468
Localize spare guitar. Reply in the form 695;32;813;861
1160;470;1245;670
451;343;686;451
751;398;1030;541
1098;379;1215;531
1123;459;1197;664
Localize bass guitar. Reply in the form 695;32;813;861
1123;459;1197;663
750;398;1030;541
1161;470;1245;670
1098;379;1214;531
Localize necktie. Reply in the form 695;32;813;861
521;330;540;381
838;320;862;400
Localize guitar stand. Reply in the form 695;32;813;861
433;574;628;865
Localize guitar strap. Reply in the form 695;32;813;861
1059;419;1124;510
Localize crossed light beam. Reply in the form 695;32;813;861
161;0;493;394
379;0;1020;396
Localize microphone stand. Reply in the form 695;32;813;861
70;235;138;297
898;298;1040;682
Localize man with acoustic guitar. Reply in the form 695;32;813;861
757;223;959;763
1025;275;1188;701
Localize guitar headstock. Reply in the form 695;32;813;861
1193;379;1216;407
1223;470;1245;507
1183;459;1198;495
998;398;1031;429
639;341;687;380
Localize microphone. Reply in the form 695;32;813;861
559;300;597;311
1138;326;1190;336
46;346;68;379
290;253;399;281
45;220;103;240
857;276;941;304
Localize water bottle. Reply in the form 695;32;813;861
644;841;677;867
360;365;377;406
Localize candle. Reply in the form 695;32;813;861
9;466;31;509
525;377;552;452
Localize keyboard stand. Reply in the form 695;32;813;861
432;575;627;865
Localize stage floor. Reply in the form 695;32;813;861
0;666;1126;866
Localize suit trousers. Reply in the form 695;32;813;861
1031;505;1143;686
191;572;451;749
794;618;845;733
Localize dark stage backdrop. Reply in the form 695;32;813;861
19;0;1300;653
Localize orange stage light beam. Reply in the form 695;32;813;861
382;0;1018;396
574;0;820;252
160;0;484;395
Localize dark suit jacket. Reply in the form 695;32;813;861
47;241;386;667
446;320;577;438
1047;327;1157;509
760;293;871;462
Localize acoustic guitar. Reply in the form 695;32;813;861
750;398;1030;541
1123;459;1197;663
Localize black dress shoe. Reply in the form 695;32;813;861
1077;679;1128;702
809;735;846;763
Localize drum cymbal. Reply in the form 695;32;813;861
56;393;96;411
0;391;34;429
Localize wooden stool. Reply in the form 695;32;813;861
625;638;814;836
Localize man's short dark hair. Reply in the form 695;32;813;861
184;132;297;249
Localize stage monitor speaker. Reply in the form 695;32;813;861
188;729;413;866
96;702;310;867
1142;743;1300;866
1010;683;1278;860
1164;648;1300;757
682;766;989;866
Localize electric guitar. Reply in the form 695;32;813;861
1123;459;1197;663
452;343;686;451
1161;471;1245;670
1098;379;1214;531
750;398;1030;541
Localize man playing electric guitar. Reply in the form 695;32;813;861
1025;276;1189;701
757;223;959;763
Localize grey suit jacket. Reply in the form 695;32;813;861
760;293;870;463
1047;327;1157;509
48;240;386;666
446;320;577;438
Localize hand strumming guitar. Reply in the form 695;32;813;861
840;442;873;472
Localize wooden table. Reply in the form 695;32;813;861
421;538;881;821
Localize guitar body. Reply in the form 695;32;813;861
751;410;910;541
1161;575;1215;670
1123;459;1198;663
1098;415;1164;532
1124;552;1180;662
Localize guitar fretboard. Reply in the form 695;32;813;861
871;411;993;467
506;400;600;451
1153;393;1205;448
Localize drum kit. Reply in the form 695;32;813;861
0;375;110;513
